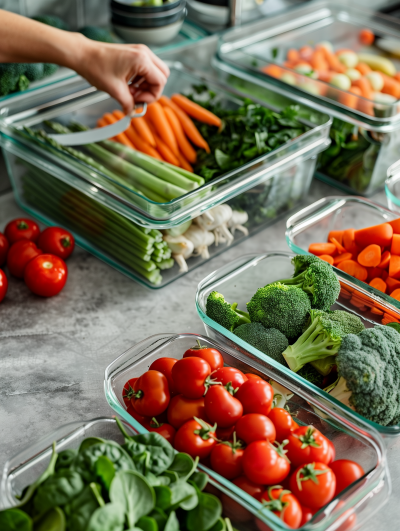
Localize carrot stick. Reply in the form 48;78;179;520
102;112;135;148
357;244;381;267
97;117;108;128
388;218;400;234
380;73;400;99
320;47;346;73
329;237;346;254
356;63;371;76
338;86;362;110
176;151;194;173
391;234;400;255
378;250;391;269
389;255;400;279
328;230;344;245
337;259;368;281
308;243;337;256
130;116;156;147
171;94;222;128
146;102;179;157
386;276;400;293
159;96;210;153
145;119;179;166
310;50;328;72
118;118;162;159
355;223;393;248
352;78;374;115
319;254;334;265
370;307;384;315
369;277;387;293
163;106;197;163
333;252;353;265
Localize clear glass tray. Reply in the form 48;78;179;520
105;332;390;530
386;160;400;214
195;251;400;439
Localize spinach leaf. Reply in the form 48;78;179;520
33;469;84;514
123;432;175;476
164;511;179;531
78;437;105;453
150;508;168;530
64;483;103;531
190;472;208;491
167;453;198;481
35;507;66;531
169;480;198;511
55;449;77;472
147;474;171;487
136;515;159;531
109;470;155;527
186;492;222;531
95;455;115;491
86;503;124;531
0;508;32;531
154;485;171;510
163;471;179;484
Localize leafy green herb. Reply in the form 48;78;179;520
64;483;103;531
33;469;85;514
86;502;124;531
95;455;115;491
55;449;77;472
186;492;222;531
0;508;32;531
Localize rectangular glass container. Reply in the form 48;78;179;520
285;196;400;310
195;251;400;439
104;332;389;530
217;1;400;196
386;160;400;214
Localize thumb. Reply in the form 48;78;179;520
110;81;134;115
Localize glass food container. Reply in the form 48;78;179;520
217;1;400;196
0;63;330;288
386;159;400;214
195;251;400;440
105;332;390;530
286;195;400;310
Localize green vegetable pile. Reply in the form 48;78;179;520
206;254;400;426
0;419;231;531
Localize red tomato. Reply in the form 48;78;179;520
5;218;40;244
329;460;365;496
236;379;274;416
174;419;217;459
268;408;296;442
122;378;138;407
232;476;264;501
183;341;224;371
286;426;331;467
147;418;176;445
210;440;244;479
149;357;178;395
335;501;357;531
0;232;9;266
212;367;247;391
242;440;290;485
0;269;8;303
24;254;67;297
204;385;243;428
171;357;211;399
37;227;75;260
126;403;149;426
236;414;276;444
216;425;236;441
167;394;208;429
289;463;336;509
260;486;302;529
131;370;170;417
327;439;336;465
300;506;316;526
7;240;42;278
245;373;263;380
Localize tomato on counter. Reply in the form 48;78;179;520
24;254;67;297
5;218;40;244
37;227;75;260
7;240;42;278
0;232;9;266
0;269;8;303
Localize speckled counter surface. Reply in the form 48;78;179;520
1;181;399;528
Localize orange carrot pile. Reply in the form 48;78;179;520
96;94;219;171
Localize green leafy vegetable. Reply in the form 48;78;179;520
64;483;103;531
35;507;66;531
86;503;125;531
186;492;222;531
95;455;115;491
109;471;155;527
0;508;32;531
33;469;84;514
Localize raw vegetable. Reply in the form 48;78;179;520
0;269;7;303
0;232;9;266
206;291;250;331
183;342;224;372
37;227;75;259
286;426;331;467
289;463;336;510
234;323;288;364
24;254;67;297
7;240;42;278
5;218;40;244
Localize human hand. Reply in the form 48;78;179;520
73;40;170;114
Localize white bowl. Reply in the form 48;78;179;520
113;17;184;44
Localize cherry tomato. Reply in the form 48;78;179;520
37;226;75;260
174;419;217;459
289;462;336;509
172;357;211;399
7;240;42;278
232;476;264;501
216;425;236;441
0;269;8;303
204;385;243;428
0;232;9;266
245;373;263;380
24;254;67;297
212;367;247;391
131;370;170;417
210;439;244;479
300;506;316;526
236;379;274;416
260;486;302;529
147;418;176;445
126;403;149;426
149;357;178;395
183;341;224;371
267;408;296;443
122;378;138;407
236;414;276;444
242;440;290;485
329;460;365;496
167;394;208;429
327;439;336;465
335;501;357;531
286;426;331;467
5;218;40;244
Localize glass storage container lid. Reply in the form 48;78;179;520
0;62;330;229
218;0;400;132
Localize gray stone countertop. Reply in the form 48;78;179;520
0;181;399;528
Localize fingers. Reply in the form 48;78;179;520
128;44;170;79
112;80;135;115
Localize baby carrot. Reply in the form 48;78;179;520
388;218;400;234
103;112;135;149
389;255;400;279
171;94;222;128
299;45;313;61
355;222;393;248
333;252;353;265
163;106;197;163
319;254;334;265
356;63;371;76
320;47;346;73
287;49;300;63
308;242;336;256
337;259;368;281
357;244;381;267
131;116;156;147
97;117;108;128
145;120;179;166
352;77;374;115
370;277;387;293
370;306;384;315
380;73;400;99
147;102;179;157
310;50;328;72
391;234;400;255
359;29;375;46
328;230;344;245
338;86;362;109
329;237;346;254
262;64;283;78
378;250;391;268
176;151;194;173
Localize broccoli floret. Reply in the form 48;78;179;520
330;326;400;426
79;26;115;43
234;322;288;364
310;355;337;376
270;255;340;311
206;291;250;332
0;63;28;96
297;364;325;387
33;15;69;31
247;282;311;339
24;63;45;82
386;322;400;335
43;64;59;77
328;310;365;335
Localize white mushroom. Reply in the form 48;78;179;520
163;234;194;273
227;210;249;236
195;204;234;246
183;225;215;259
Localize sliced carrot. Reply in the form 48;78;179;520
319;254;334;265
171;94;222;128
389;255;400;279
367;266;382;281
381;270;389;281
388;218;400;234
357;244;381;267
386;276;400;293
176;151;193;173
391;234;400;255
308;242;336;256
146;102;179;157
163;106;197;164
159;96;210;153
380;73;400;99
359;29;375;46
287;49;300;63
369;277;387;293
337;259;368;281
333;252;353;265
103;112;135;148
328;230;343;245
355;63;371;76
355;223;393;248
378;250;391;269
329;237;346;254
390;289;400;302
370;306;384;315
343;229;356;251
